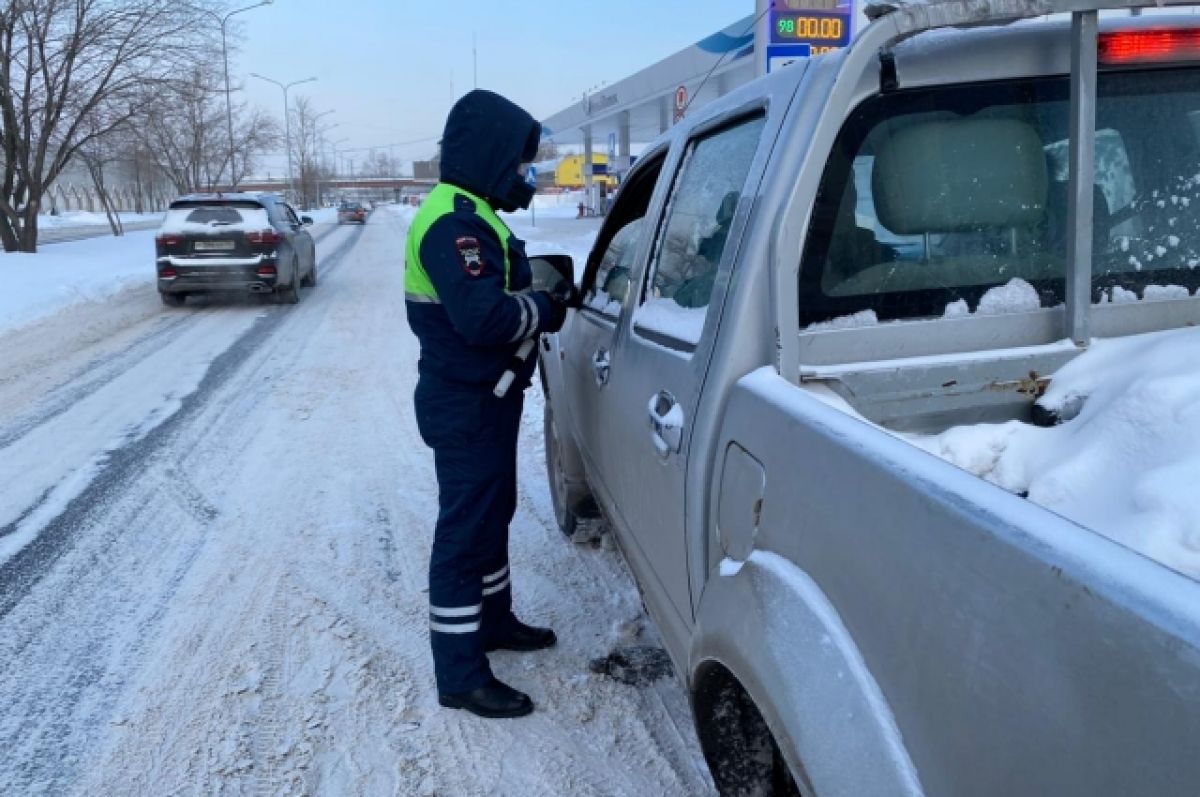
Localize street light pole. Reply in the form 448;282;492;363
330;137;349;200
197;1;272;190
250;73;316;201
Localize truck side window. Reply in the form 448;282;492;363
799;69;1200;327
584;219;644;314
636;115;766;349
580;152;666;319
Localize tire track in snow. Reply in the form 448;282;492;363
0;225;368;793
0;222;349;455
0;313;193;450
0;225;365;619
3;206;714;795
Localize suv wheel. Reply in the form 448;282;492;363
301;259;318;287
544;399;579;537
278;259;301;304
161;292;186;308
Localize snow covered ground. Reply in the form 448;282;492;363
39;210;165;229
0;207;336;336
0;203;714;795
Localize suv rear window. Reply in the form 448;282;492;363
161;202;270;233
176;206;246;224
799;67;1200;327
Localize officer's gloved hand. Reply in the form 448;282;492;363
552;283;582;309
538;290;569;333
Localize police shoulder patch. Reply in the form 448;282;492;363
455;236;484;277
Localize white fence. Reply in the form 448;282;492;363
40;182;170;216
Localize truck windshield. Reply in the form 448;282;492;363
799;67;1200;327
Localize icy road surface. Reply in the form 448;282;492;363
0;207;714;795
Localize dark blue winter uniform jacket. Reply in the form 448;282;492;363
404;90;553;390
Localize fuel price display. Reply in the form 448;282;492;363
769;2;853;55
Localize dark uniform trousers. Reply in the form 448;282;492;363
414;371;525;695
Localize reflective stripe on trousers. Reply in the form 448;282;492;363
416;374;523;695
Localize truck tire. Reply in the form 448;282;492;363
544;398;580;538
695;668;804;797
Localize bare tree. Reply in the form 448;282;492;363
76;127;124;235
132;68;219;194
229;104;279;186
363;150;397;179
126;62;280;198
289;95;332;208
0;0;216;252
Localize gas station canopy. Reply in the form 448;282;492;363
539;15;758;172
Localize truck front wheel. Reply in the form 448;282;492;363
544;398;580;537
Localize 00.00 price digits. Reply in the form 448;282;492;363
776;16;843;41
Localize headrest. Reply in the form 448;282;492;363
872;118;1047;234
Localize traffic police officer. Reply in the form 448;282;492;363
405;89;568;719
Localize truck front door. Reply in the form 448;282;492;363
598;115;768;633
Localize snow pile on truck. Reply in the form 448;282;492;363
910;325;1200;579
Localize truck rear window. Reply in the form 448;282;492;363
799;67;1200;327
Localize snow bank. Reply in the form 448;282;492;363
39;211;163;229
0;208;339;336
0;231;158;335
909;326;1200;579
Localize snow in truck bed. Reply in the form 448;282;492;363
909;325;1200;580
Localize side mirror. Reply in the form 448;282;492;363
529;254;575;300
301;215;314;225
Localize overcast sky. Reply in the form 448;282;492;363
232;0;744;175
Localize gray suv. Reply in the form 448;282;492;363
155;193;317;306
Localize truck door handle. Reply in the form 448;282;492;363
592;348;610;386
648;391;684;457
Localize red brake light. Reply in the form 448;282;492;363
246;229;282;246
156;233;182;247
159;267;178;278
1099;29;1200;64
256;264;277;276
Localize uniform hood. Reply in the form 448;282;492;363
439;89;541;212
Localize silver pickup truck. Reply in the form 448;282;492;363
535;1;1200;794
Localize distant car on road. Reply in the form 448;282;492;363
155;193;317;307
337;202;368;224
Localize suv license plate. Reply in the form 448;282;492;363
194;240;235;251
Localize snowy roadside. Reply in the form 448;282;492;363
0;207;338;336
39;210;164;229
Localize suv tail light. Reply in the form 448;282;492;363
1099;29;1200;64
159;266;178;278
246;229;282;247
256;264;277;277
156;233;182;247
